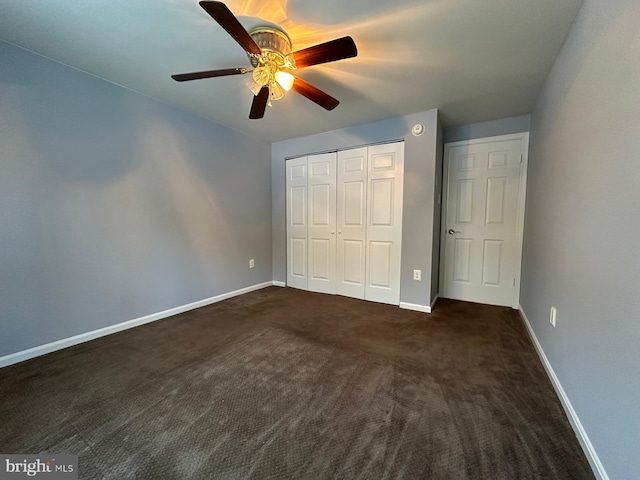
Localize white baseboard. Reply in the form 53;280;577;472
0;281;276;369
399;295;438;314
399;302;432;313
272;281;286;287
518;306;609;480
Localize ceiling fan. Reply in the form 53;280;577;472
171;1;358;119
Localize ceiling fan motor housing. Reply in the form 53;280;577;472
248;27;292;67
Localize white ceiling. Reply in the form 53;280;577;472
0;0;583;142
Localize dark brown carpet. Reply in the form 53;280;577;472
0;287;593;479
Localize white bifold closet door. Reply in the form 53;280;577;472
286;142;404;305
336;148;368;299
286;157;308;290
307;153;337;294
364;142;405;304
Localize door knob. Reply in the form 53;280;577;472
331;231;335;235
338;230;342;234
448;228;460;235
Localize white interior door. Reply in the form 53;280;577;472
336;147;367;299
307;153;337;294
440;135;528;307
286;157;308;290
365;142;404;305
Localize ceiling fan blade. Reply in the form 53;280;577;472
291;36;357;68
249;87;270;119
199;1;261;55
171;68;247;82
291;77;339;110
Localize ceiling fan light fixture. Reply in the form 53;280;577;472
275;70;295;91
269;81;285;101
246;78;264;96
252;65;271;86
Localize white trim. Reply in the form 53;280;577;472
439;132;529;308
512;133;529;308
399;302;432;313
519;306;609;480
444;132;530;148
430;294;439;310
0;281;274;369
272;281;286;287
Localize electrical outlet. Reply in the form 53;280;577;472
413;269;421;281
550;307;557;327
249;259;255;269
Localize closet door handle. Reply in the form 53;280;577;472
331;231;335;235
338;230;342;234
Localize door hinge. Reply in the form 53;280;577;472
512;277;516;286
520;154;523;163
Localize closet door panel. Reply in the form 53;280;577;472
368;241;392;287
336;148;368;299
290;238;307;278
286;157;308;289
307;153;337;294
365;142;404;305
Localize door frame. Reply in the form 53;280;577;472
438;132;529;309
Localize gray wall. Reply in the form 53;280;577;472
520;1;640;478
0;41;272;357
444;114;531;144
272;110;440;308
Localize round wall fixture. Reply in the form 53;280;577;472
411;124;425;136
